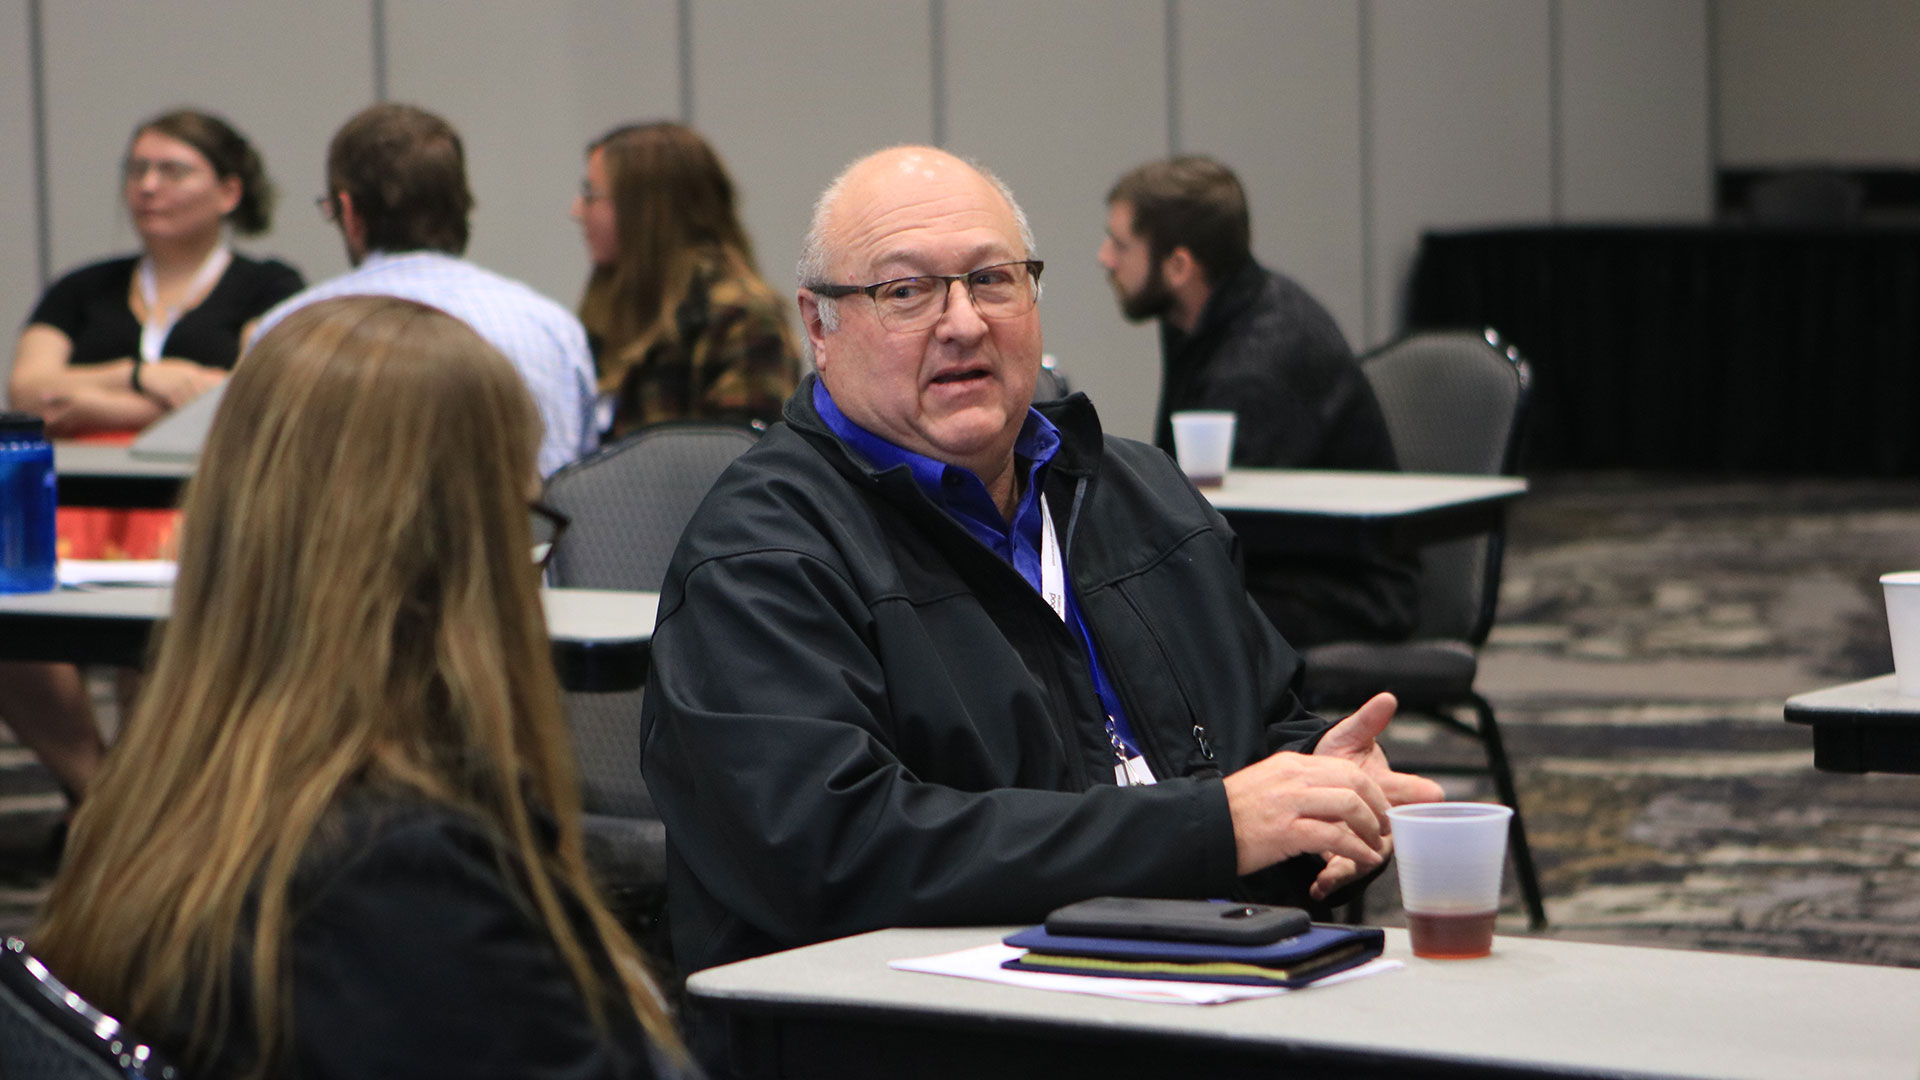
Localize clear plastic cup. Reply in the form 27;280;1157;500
1388;802;1513;959
1170;411;1236;488
1881;572;1920;698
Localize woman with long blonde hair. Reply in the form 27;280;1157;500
572;121;800;438
32;295;684;1079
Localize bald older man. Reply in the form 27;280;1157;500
640;148;1442;991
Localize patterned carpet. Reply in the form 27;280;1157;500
4;474;1919;970
1381;474;1920;967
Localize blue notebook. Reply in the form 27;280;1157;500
1001;924;1383;987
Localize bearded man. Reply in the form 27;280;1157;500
1100;155;1417;648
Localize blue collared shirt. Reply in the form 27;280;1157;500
814;381;1146;768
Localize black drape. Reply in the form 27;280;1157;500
1407;226;1920;475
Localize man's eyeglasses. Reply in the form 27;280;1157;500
577;178;609;204
123;158;204;185
530;501;571;570
314;193;339;224
804;260;1044;333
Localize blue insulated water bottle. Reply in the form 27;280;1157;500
0;412;57;593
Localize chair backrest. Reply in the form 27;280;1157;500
541;421;759;817
543;422;760;591
1360;329;1530;644
0;938;178;1080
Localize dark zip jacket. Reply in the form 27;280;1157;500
170;790;668;1079
1155;259;1419;647
641;376;1336;982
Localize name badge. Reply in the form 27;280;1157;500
1114;754;1158;787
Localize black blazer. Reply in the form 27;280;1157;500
175;790;670;1080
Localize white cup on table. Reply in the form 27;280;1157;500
1170;410;1235;489
1880;571;1920;697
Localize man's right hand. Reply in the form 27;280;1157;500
1221;749;1393;895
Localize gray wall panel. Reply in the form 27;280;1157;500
386;0;680;309
0;0;39;402
1558;0;1711;221
1716;0;1920;165
1367;0;1552;343
947;0;1166;441
13;2;1762;434
40;1;371;295
1178;0;1366;351
691;0;933;330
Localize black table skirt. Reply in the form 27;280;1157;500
1407;226;1920;475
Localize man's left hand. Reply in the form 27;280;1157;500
1305;693;1444;899
1314;692;1446;807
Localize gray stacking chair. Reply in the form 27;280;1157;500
1;937;178;1079
1294;328;1546;930
541;422;761;955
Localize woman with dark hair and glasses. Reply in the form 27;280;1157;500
34;295;687;1079
11;107;301;458
570;121;800;438
1;108;302;818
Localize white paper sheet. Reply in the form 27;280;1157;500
57;560;177;587
888;943;1401;1005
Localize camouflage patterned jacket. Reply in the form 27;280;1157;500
605;260;802;438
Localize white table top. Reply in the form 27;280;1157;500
688;926;1920;1080
1785;674;1920;717
540;586;658;642
1199;468;1526;517
50;456;1525;524
51;442;195;479
0;585;657;644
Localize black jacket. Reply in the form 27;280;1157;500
177;791;667;1080
1155;260;1383;471
1156;260;1419;647
641;377;1335;982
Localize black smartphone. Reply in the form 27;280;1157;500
1044;897;1312;945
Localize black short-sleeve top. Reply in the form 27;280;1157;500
26;253;305;370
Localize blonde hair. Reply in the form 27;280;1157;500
33;295;681;1074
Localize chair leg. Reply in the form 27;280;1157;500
1471;693;1548;931
1341;894;1366;925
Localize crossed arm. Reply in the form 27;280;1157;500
10;324;229;437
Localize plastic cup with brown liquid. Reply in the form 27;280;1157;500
1387;802;1513;959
